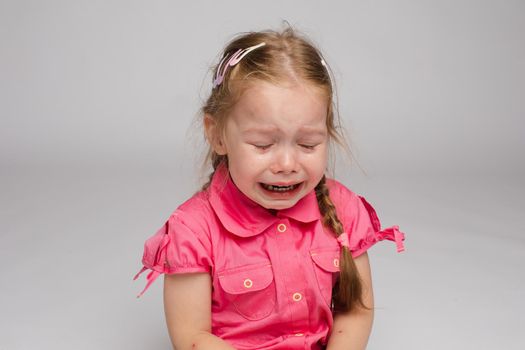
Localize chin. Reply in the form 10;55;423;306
260;199;299;210
266;204;293;210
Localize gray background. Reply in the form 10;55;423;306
1;0;524;349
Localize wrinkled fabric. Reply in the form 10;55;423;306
135;163;405;349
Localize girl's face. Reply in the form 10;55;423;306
208;80;329;210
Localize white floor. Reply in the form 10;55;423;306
1;165;524;349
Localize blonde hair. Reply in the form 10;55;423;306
200;27;369;313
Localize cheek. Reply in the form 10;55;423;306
319;145;329;165
227;148;266;178
303;148;328;167
225;141;248;159
232;145;269;164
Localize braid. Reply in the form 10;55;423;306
315;176;370;313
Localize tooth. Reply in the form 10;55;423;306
263;183;297;192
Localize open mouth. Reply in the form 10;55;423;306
260;182;302;193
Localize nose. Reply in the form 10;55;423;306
270;145;299;174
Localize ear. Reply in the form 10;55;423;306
203;114;227;155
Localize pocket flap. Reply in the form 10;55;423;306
310;248;341;273
218;263;274;295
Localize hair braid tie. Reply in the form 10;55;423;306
336;233;350;249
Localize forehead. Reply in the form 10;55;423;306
227;80;328;133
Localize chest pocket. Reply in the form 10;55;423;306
310;248;340;307
218;262;276;321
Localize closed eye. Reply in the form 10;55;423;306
299;144;318;150
253;144;273;150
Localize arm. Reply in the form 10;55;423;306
326;252;375;350
163;273;236;350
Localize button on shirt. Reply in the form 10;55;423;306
136;163;406;349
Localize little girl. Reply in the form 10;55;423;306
135;28;405;350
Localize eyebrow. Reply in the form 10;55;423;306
242;126;327;136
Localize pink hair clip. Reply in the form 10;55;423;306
213;42;266;88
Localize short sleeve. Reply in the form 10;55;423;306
328;180;406;259
133;209;213;297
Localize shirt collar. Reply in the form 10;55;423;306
208;163;322;237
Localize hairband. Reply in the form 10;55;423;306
320;56;334;87
213;42;266;88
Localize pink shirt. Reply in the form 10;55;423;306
135;164;405;349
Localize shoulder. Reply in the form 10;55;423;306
324;177;374;229
177;188;213;217
168;188;217;237
325;177;360;207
